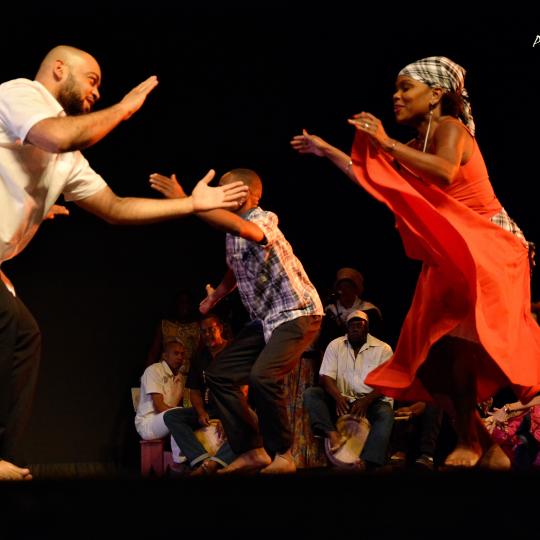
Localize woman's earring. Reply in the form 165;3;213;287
423;107;434;153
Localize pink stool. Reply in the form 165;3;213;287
132;388;175;477
140;438;174;477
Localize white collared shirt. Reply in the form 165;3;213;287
135;361;183;427
319;333;393;403
0;78;107;264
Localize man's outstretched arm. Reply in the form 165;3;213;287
26;76;159;152
149;173;263;242
76;170;248;224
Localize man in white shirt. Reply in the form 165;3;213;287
304;310;394;470
135;339;185;444
0;45;248;480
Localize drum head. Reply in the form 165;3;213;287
194;419;226;456
325;414;371;467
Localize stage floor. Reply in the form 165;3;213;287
2;467;539;539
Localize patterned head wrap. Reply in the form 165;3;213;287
398;56;475;135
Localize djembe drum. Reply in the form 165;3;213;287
324;414;371;467
194;419;226;456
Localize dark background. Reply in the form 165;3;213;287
2;10;539;472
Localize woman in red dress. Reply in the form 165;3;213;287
292;56;540;468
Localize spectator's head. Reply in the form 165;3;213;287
162;338;186;373
334;267;365;304
200;314;226;351
346;310;369;346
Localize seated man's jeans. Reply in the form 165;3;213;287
303;386;394;466
164;406;236;468
391;401;443;461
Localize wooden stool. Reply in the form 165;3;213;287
132;388;175;477
140;438;174;477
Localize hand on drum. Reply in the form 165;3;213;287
290;128;329;157
325;414;371;469
198;411;211;427
349;397;370;418
335;395;351;417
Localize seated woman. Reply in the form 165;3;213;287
484;395;540;470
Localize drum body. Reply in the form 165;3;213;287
194;419;226;456
325;414;371;467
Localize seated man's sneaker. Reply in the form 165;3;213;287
414;454;435;470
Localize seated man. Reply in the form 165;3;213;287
390;401;443;470
135;338;186;461
304;310;394;470
164;314;236;475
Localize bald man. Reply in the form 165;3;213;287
0;45;248;480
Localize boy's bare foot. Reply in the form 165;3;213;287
0;460;32;481
260;451;296;474
443;444;482;468
217;448;272;474
477;444;511;470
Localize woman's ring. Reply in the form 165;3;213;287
364;122;369;128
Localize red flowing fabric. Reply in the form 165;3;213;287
351;132;540;403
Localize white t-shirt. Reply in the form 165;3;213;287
0;78;107;264
135;361;184;429
319;334;393;404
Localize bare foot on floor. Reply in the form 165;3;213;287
0;460;32;481
477;444;511;470
443;444;482;468
217;448;272;475
260;451;296;475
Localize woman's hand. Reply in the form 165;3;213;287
290;129;330;157
348;112;394;152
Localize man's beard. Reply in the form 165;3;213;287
57;73;86;116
